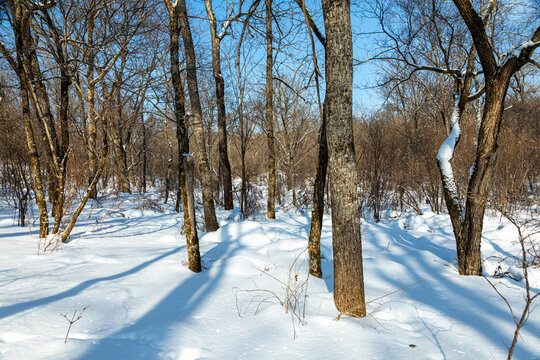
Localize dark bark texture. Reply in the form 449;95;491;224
322;0;366;317
205;0;233;210
308;104;327;278
265;0;277;219
167;0;201;272
450;0;540;275
177;0;219;232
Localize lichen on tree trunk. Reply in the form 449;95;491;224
322;0;366;318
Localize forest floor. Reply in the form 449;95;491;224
0;191;538;360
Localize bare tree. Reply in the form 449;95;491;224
274;71;317;208
204;0;243;210
177;0;219;232
164;0;201;272
371;0;539;275
450;0;540;275
0;0;56;238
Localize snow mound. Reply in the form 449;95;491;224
403;214;431;232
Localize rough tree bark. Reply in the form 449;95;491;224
177;0;219;232
446;0;540;275
265;0;277;219
165;0;201;272
322;0;366;317
204;0;233;210
308;104;327;278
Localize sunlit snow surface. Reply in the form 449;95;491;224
0;192;538;360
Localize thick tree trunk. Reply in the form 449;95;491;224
204;0;233;210
265;0;277;219
177;0;219;232
308;103;327;278
322;0;366;318
459;83;508;275
167;0;201;272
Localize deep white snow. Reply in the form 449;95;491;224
0;192;538;360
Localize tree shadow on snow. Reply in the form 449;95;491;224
75;222;244;360
0;247;184;320
360;220;539;360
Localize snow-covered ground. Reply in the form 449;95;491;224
0;193;538;360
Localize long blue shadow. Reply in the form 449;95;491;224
68;213;181;242
0;247;184;320
0;230;33;238
75;222;242;359
362;220;539;360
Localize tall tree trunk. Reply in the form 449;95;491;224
322;0;366;318
459;81;508;275
86;4;98;199
265;0;277;219
177;0;219;232
22;85;49;238
308;103;327;278
204;0;233;210
0;1;49;237
166;0;201;272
